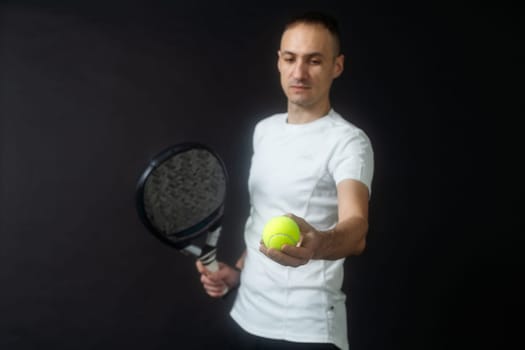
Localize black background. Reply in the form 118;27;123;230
0;1;522;349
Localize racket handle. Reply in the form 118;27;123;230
200;225;221;272
199;249;229;296
205;259;219;272
199;245;218;271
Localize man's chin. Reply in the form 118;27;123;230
287;94;309;104
289;98;313;108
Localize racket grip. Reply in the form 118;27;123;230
205;259;219;272
200;226;227;294
199;249;229;296
199;246;218;272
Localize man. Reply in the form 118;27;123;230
196;11;374;350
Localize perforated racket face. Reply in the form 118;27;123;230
138;146;227;243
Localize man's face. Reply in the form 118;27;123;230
278;23;344;109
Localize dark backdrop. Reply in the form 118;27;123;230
0;1;521;349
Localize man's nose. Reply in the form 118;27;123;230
292;61;308;80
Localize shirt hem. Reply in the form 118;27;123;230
229;309;347;350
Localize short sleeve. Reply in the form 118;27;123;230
328;129;374;195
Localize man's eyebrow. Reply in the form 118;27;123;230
281;50;325;58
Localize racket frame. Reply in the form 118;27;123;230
135;142;228;254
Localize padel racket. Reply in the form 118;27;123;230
135;142;227;272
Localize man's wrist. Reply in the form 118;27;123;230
313;227;336;259
221;265;241;300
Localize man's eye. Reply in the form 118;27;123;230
310;60;321;65
284;57;294;63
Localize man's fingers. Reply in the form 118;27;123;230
204;283;227;294
200;273;222;285
284;213;311;234
206;287;228;298
195;260;209;275
260;238;312;267
281;244;313;260
266;246;309;267
196;259;230;298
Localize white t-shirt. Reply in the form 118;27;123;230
230;109;374;350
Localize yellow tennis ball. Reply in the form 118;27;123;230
262;216;300;250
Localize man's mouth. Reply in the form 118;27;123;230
290;85;310;90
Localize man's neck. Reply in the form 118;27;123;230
286;102;331;124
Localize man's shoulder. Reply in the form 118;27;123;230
259;112;287;124
328;110;366;134
255;112;287;130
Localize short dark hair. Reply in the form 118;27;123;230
283;11;342;55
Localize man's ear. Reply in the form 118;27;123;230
277;50;282;72
333;54;345;78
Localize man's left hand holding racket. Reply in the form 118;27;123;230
135;142;241;297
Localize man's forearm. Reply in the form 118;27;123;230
313;216;368;260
